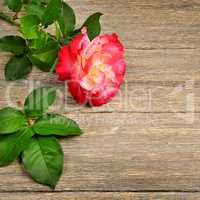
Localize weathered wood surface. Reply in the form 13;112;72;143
1;192;200;200
0;0;200;199
0;80;198;113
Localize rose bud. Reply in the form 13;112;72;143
56;28;126;106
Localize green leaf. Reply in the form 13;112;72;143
28;55;50;72
25;2;45;20
20;15;40;39
32;114;82;136
0;36;27;55
41;0;51;4
24;87;56;117
28;41;59;72
55;22;62;42
42;0;62;26
4;0;22;12
22;0;29;4
22;136;63;189
70;12;103;41
29;31;48;50
63;36;72;45
58;2;76;37
82;12;103;40
5;55;32;81
0;107;27;134
0;128;34;166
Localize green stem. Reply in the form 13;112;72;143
13;12;19;20
0;11;19;26
50;57;58;73
47;32;61;47
55;21;62;42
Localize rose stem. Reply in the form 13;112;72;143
0;11;19;26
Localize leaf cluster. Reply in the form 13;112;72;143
0;87;82;188
0;0;103;80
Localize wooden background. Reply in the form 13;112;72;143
0;0;200;199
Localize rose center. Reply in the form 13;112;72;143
80;60;115;91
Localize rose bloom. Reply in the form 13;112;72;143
56;28;126;106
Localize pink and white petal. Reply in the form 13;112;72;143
56;46;74;81
68;80;87;105
89;86;119;106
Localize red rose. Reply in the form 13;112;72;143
56;28;126;106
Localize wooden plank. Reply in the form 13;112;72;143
0;1;200;82
0;80;199;113
0;0;199;194
68;0;200;49
1;48;200;82
0;113;200;191
1;0;200;50
1;192;200;200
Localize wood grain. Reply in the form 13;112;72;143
0;0;200;198
1;0;200;82
1;49;200;82
0;192;200;200
0;113;200;191
0;80;198;113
